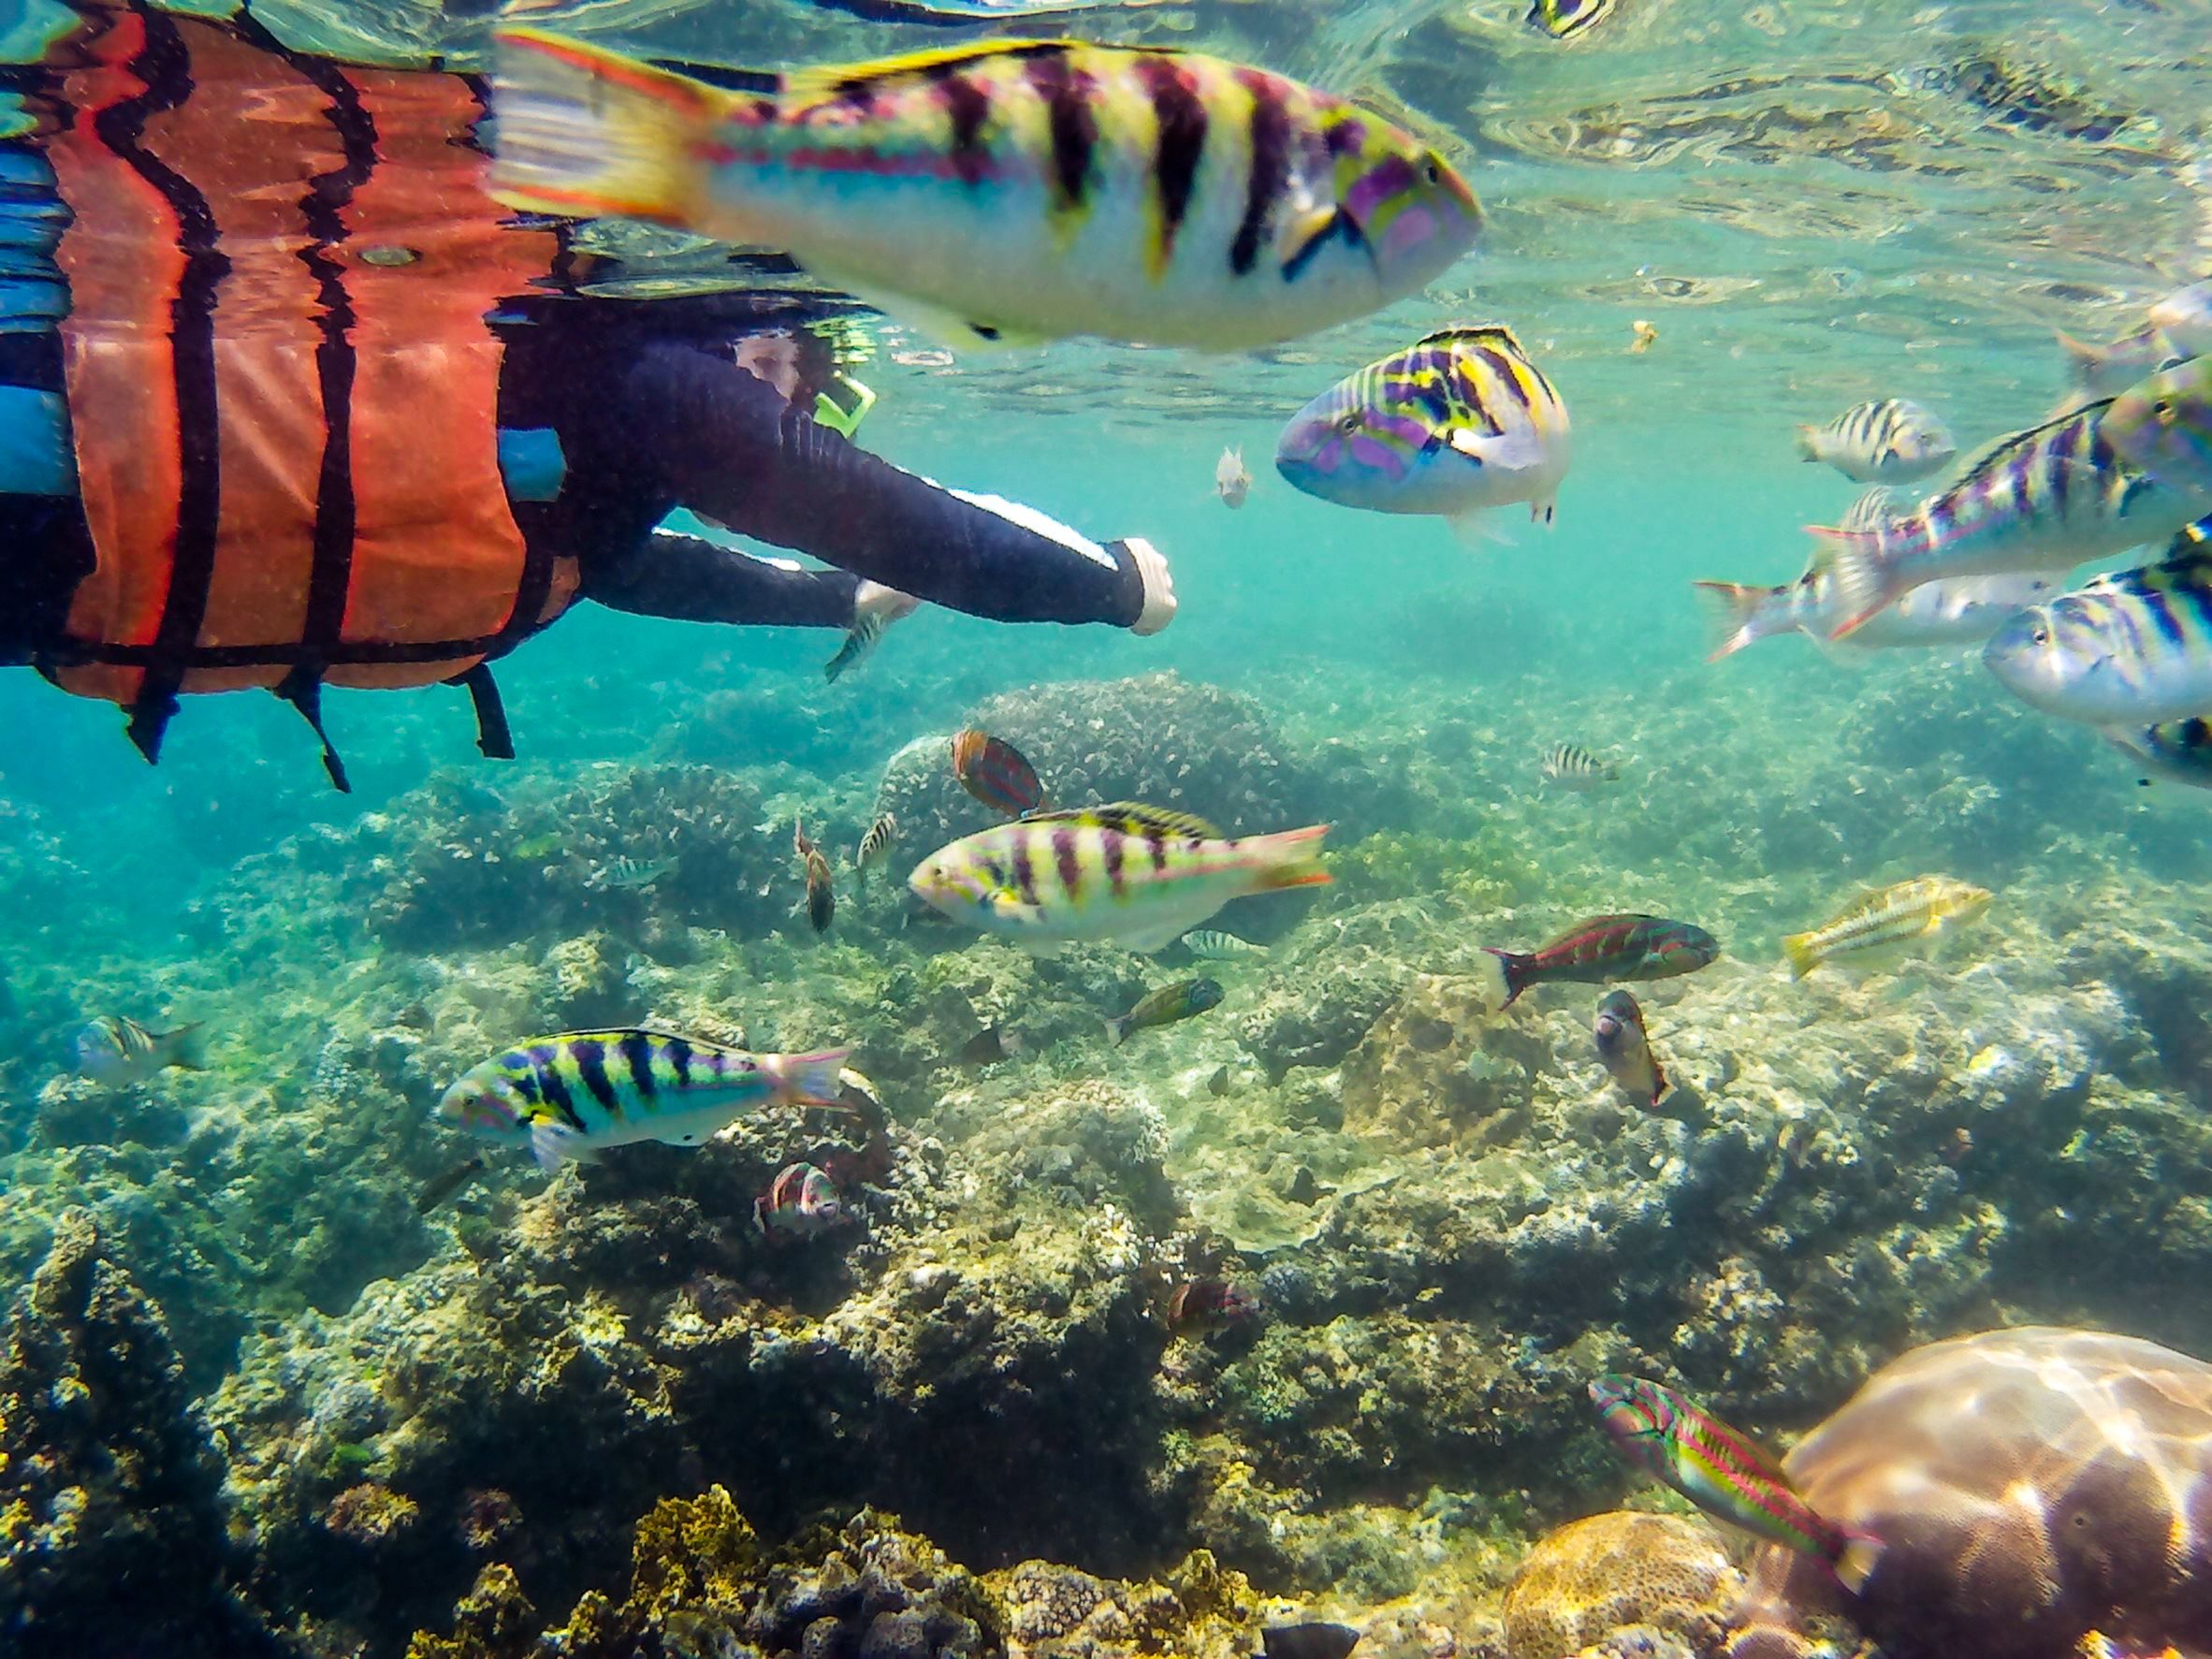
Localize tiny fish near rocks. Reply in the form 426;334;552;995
754;1162;847;1242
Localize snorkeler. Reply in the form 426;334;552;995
0;5;1172;786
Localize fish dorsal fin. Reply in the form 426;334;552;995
1415;323;1527;356
1954;400;2113;478
781;38;1113;104
1023;801;1221;840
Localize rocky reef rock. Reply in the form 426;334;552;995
1727;1325;2212;1659
1504;1511;1741;1659
0;1211;276;1657
871;673;1322;859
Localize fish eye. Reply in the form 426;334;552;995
1424;158;1442;184
2156;398;2177;425
1337;412;1361;435
2032;626;2050;645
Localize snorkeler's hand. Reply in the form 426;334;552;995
1114;537;1176;635
853;580;920;628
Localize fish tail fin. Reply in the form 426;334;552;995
1245;824;1333;891
163;1022;209;1070
1832;1529;1885;1595
1104;1016;1130;1048
777;1048;854;1108
491;28;734;229
1691;580;1780;662
1804;524;1899;638
1794;424;1820;461
1477;947;1533;1009
1449;512;1516;550
1649;1055;1668;1106
1782;931;1822;981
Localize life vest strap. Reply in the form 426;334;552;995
275;665;351;793
124;680;177;765
449;662;513;761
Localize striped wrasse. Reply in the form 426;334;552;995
1590;1375;1883;1594
1478;913;1718;1009
1274;325;1571;542
907;801;1331;953
1527;0;1616;37
436;1030;851;1170
1539;741;1618;789
1696;491;2057;661
1781;876;1990;980
2105;353;2212;501
1795;398;1955;484
856;812;901;883
489;34;1480;352
1982;550;2212;727
74;1015;206;1087
1181;927;1266;959
1806;399;2212;637
2104;716;2212;790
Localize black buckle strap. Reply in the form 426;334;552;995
275;665;351;793
450;661;514;760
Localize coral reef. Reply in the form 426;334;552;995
1504;1512;1740;1659
0;1211;278;1657
1728;1326;2212;1659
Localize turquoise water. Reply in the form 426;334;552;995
7;3;2212;1656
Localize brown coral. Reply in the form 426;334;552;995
1724;1335;2212;1659
1503;1511;1741;1659
1728;1325;2212;1659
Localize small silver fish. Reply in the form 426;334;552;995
1182;929;1267;960
1796;399;1956;484
586;853;676;891
74;1015;206;1087
855;812;900;885
1215;445;1252;508
824;613;886;682
1540;742;1620;790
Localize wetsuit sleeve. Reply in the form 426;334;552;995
583;529;860;629
615;341;1147;628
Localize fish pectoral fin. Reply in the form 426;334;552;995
1444;427;1488;461
1449;512;1516;551
1121;921;1198;954
807;264;1042;352
1277;203;1356;281
530;1120;591;1171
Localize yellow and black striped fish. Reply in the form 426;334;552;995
435;1030;851;1170
74;1014;206;1087
489;33;1481;351
1527;0;1616;38
855;811;900;884
1795;399;1956;484
1539;742;1619;790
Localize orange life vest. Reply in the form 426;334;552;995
34;6;576;786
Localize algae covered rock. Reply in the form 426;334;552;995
1503;1511;1739;1659
0;1211;277;1657
1728;1325;2212;1659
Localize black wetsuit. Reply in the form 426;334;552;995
0;302;1154;665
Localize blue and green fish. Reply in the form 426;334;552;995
1590;1375;1883;1593
1983;548;2212;727
1275;325;1571;544
438;1031;851;1171
490;35;1479;351
1808;396;2212;637
2105;354;2212;501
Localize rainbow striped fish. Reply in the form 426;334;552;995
489;34;1480;352
1590;1375;1883;1594
1478;913;1718;1009
2105;354;2212;501
907;802;1331;953
1807;399;2212;638
952;728;1046;817
1795;398;1955;484
436;1031;851;1171
1781;876;1990;980
1983;549;2212;727
1527;0;1616;37
1275;325;1571;543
